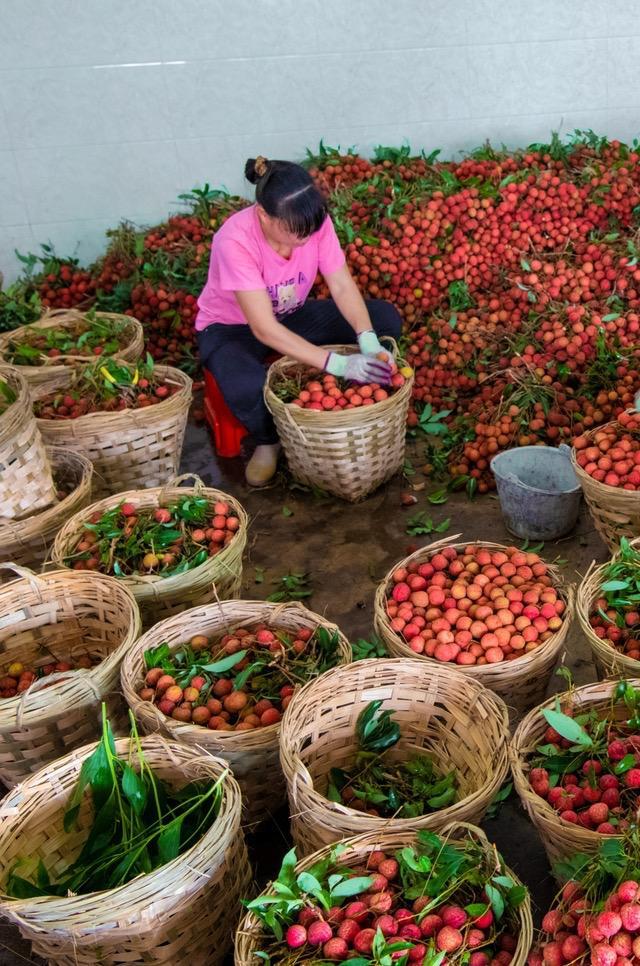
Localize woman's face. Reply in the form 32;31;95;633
257;207;307;249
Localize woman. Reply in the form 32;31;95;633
196;155;403;486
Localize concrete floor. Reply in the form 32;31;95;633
0;417;609;964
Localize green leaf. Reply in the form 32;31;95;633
434;518;451;533
614;754;637;775
199;650;247;674
233;660;267;692
601;579;630;592
541;709;593;747
281;506;293;517
297;871;325;897
157;818;184;865
331;876;375;898
427;489;448;505
485;883;505;921
507;884;527;907
122;764;147;817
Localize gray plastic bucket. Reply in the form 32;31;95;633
490;444;582;541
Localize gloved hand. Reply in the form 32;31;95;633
325;351;392;385
358;329;393;363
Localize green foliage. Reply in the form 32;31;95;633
326;702;457;819
266;572;312;603
6;707;222;897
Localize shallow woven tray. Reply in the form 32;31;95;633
36;364;192;497
280;657;510;854
0;447;93;574
0;564;140;786
51;475;247;627
121;599;352;827
0;363;57;519
264;344;413;502
0;308;144;399
374;534;573;713
0;737;250;966
235;822;532;966
511;678;640;866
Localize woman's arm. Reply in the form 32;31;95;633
235;289;327;368
322;263;373;335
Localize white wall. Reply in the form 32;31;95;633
1;0;639;283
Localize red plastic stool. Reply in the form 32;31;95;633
203;370;248;458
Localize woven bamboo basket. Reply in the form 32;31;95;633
0;737;250;966
0;565;140;787
571;415;640;551
235;821;533;966
374;535;573;714
280;658;510;855
0;308;144;399
52;476;247;628
121;600;352;826
36;364;192;497
511;679;640;866
576;543;640;679
0;363;57;519
0;448;93;575
264;344;413;502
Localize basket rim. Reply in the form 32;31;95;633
0;735;241;919
264;343;414;425
373;535;571;679
571;413;640;499
0;568;141;725
51;479;248;592
0;311;144;375
279;657;511;828
34;363;192;426
510;677;640;844
121;598;352;748
234;822;532;966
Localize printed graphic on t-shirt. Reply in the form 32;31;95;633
268;271;308;317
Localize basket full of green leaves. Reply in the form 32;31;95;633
0;707;249;966
52;476;247;625
235;823;532;966
279;659;510;854
121;600;352;825
34;356;192;496
0;307;144;399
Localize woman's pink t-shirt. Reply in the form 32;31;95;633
195;205;345;330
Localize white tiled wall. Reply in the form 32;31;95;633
1;1;638;283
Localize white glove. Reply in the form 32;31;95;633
358;330;393;363
325;351;392;385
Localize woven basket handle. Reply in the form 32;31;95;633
281;404;311;447
380;335;399;360
0;563;46;599
15;671;102;727
159;473;205;501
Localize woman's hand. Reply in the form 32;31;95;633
357;329;393;364
325;351;392;385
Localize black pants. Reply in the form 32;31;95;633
197;299;402;445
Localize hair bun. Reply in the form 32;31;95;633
244;156;269;184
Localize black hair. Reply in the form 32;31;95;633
244;157;328;238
